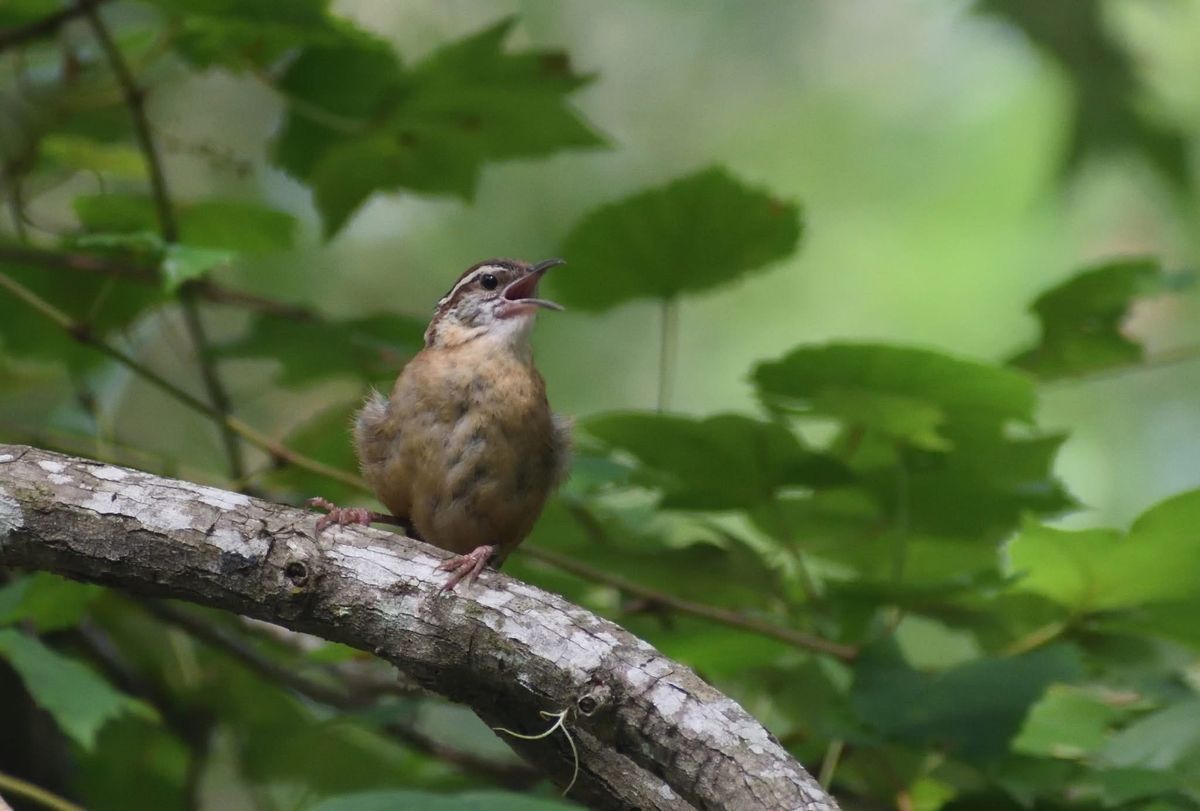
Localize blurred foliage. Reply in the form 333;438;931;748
1;2;1199;811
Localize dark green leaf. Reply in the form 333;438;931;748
73;716;190;811
0;573;102;632
1009;259;1178;379
272;18;602;236
310;790;574;811
0;259;163;370
754;343;1037;449
140;0;339;70
0;629;157;750
978;0;1190;184
550;167;801;310
1008;488;1200;611
851;641;1083;760
583;411;851;510
215;312;425;385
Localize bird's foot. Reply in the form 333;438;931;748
437;544;496;591
306;497;383;532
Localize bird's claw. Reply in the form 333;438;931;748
437;545;495;591
307;497;374;532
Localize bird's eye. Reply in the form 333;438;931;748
480;273;499;290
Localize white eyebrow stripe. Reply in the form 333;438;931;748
437;264;508;307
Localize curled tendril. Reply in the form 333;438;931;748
494;708;580;797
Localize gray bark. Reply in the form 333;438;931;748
0;444;840;811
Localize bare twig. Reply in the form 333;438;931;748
81;2;245;480
522;544;859;662
0;0;111;53
0;269;363;489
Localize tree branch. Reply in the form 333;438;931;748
0;445;841;811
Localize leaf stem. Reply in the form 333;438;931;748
82;2;246;480
656;297;678;412
0;770;85;811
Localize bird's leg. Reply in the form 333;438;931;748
306;497;413;534
437;544;496;591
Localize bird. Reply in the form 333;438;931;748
308;258;572;590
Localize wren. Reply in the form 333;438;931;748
309;258;571;590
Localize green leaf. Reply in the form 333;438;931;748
215;312;425;386
309;790;575;811
1098;698;1200;771
140;0;339;70
273;18;603;236
73;716;190;811
850;641;1083;760
550;167;802;310
0;629;157;750
583;411;851;510
0;573;103;632
1012;686;1128;759
161;244;235;292
74;194;297;253
1009;258;1177;379
1008;488;1200;612
38;134;147;179
754;343;1036;449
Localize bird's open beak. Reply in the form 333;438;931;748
502;258;565;312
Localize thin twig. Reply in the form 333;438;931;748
142;600;539;789
0;770;84;811
81;2;245;480
0;0;111;52
0;269;364;489
0;244;317;319
522;544;859;661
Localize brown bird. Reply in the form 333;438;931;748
309;258;571;590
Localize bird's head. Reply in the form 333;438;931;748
424;258;565;350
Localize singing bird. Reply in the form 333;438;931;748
309;258;571;590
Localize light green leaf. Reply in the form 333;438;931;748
161;244;235;292
74;194;297;253
1008;488;1200;612
1012;686;1128;759
754;343;1037;449
39;134;146;179
1009;258;1181;379
583;411;851;510
550;167;801;310
1099;698;1200;771
309;790;575;811
0;629;157;750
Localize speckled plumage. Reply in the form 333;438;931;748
321;258;571;588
